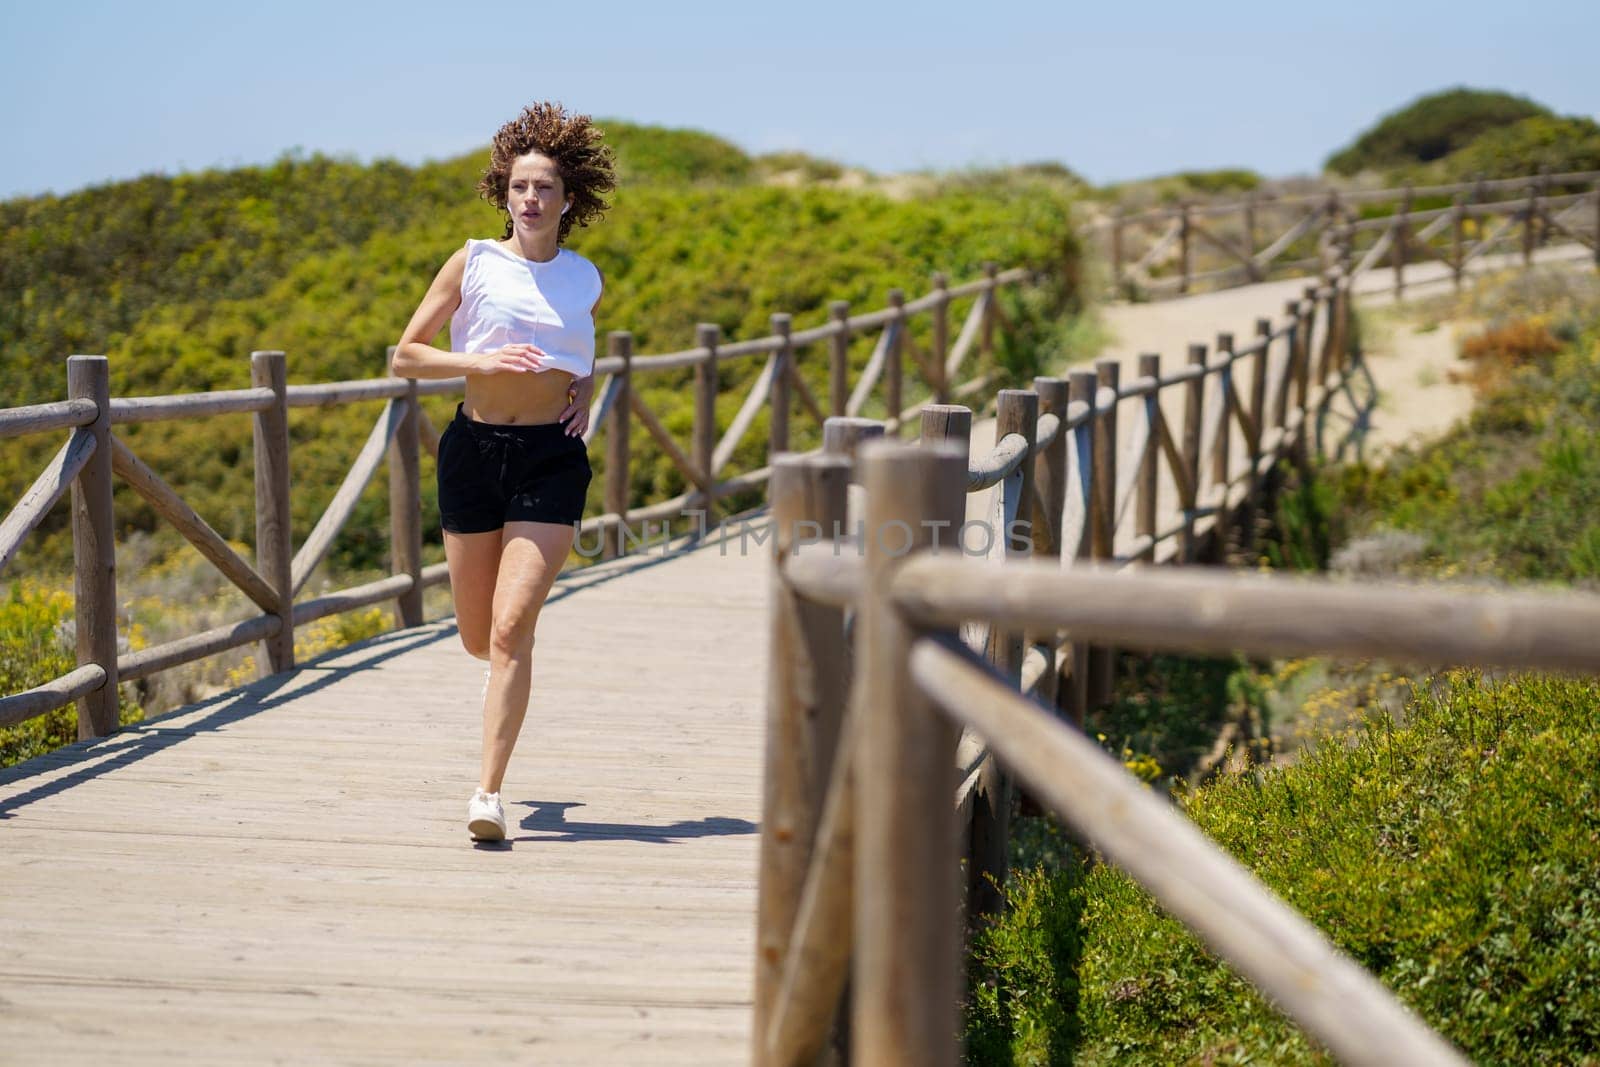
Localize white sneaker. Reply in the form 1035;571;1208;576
468;788;506;841
479;664;491;703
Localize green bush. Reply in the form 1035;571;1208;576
1433;114;1600;183
1325;87;1551;176
0;582;142;767
1334;309;1600;584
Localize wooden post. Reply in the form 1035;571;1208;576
387;366;423;628
695;323;720;510
1211;333;1234;554
854;438;966;1067
1523;183;1539;266
1535;166;1550;249
1333;281;1352;375
251;350;294;676
603;331;632;561
754;451;851;1066
66;355;118;738
771;314;793;458
1393;185;1411;300
1179;203;1193;294
822;416;884;460
1181;344;1206;563
1136;354;1160;560
1451;194;1466;290
1293;299;1312;419
1031;376;1068;564
1251;319;1271;473
1029;376;1067;729
980;262;999;367
967;389;1036;922
828;301;850;419
1089;359;1118;707
930;272;950;405
1244;193;1258;264
886;288;905;435
1110;210;1125;296
1064;370;1096;724
1593;183;1600;271
919;404;972;453
1279;302;1301;439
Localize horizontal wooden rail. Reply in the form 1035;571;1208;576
0;398;99;439
109;388;276;423
292;573;415;627
890;557;1600;674
1103;169;1600;299
0;664;108;729
120;614;283;684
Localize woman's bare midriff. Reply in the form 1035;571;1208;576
463;367;578;425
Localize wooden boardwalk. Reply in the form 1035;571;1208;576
0;530;771;1065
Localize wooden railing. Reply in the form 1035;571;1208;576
747;264;1600;1064
1094;169;1600;299
0;264;1036;737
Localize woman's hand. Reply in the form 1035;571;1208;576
473;343;549;375
560;374;595;438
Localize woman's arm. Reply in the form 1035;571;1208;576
556;268;605;436
389;248;546;379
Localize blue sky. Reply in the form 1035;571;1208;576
2;0;1596;200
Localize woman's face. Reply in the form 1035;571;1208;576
506;151;572;238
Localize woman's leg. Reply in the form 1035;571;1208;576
480;519;576;793
443;529;504;660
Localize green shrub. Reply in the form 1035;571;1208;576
966;857;1086;1066
0;582;142;768
1433;114;1600;183
1325;87;1551;175
1066;669;1600;1065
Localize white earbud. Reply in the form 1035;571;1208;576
561;203;570;215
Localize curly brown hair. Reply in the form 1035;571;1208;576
477;102;617;242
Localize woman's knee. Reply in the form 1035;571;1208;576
488;611;540;658
458;631;492;660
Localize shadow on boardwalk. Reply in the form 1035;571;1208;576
0;624;444;818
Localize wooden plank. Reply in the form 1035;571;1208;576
290;398;404;597
845;320;897;418
1;530;774;1063
942;291;989;380
783;358;826;426
0;427;96;578
628;390;714;498
711;352;779;476
109;434;279;613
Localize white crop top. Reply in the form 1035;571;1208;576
450;238;602;378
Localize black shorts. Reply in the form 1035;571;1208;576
437;403;593;533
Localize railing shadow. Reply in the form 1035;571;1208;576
0;623;447;817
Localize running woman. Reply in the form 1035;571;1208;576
391;102;616;841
